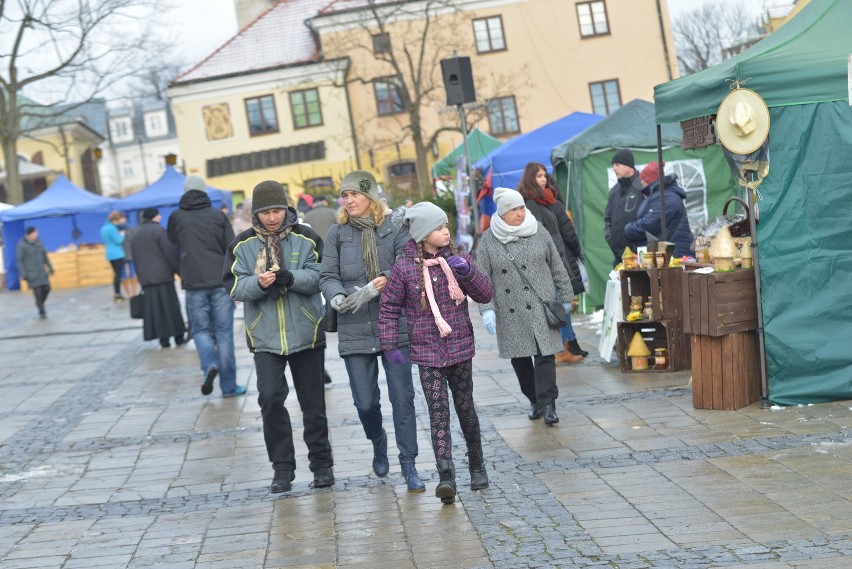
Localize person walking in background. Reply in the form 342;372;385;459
101;210;127;302
130;208;186;349
604;149;644;266
624;161;695;258
224;180;334;493
477;188;574;426
516;164;584;365
118;218;138;299
319;170;424;492
168;175;245;399
379;202;493;504
302;195;337;241
231;200;253;235
16;226;53;319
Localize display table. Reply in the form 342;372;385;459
682;269;760;410
20;245;114;291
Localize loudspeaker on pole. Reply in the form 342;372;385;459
440;56;476;106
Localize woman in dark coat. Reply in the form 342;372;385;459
130;208;186;348
517;163;588;363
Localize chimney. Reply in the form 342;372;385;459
234;0;279;30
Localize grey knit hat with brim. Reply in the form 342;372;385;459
403;202;448;243
184;175;206;192
252;180;289;213
340;170;380;201
494;187;524;216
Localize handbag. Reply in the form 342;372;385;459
322;301;338;333
722;196;751;237
129;293;144;319
498;242;568;329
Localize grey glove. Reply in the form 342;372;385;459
339;282;379;313
330;294;348;313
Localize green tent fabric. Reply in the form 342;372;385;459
551;99;734;307
655;0;850;122
431;128;502;179
653;0;852;405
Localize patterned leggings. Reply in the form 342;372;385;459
418;360;482;461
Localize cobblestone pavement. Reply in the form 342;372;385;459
0;285;849;568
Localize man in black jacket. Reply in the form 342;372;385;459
604;149;645;266
168;175;246;398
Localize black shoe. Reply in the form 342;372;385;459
467;448;489;491
323;370;332;384
435;459;456;504
568;339;589;358
174;335;186;346
270;469;295;493
38;312;47;319
201;367;217;396
372;431;389;477
159;339;171;348
311;467;335;488
528;402;542;420
543;402;560;426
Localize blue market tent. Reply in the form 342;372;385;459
116;166;232;225
474;112;603;190
0;175;115;290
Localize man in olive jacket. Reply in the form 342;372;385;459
16;227;53;318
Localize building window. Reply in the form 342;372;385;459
387;162;418;192
304;177;335;194
121;160;134;177
576;1;609;38
374;78;404;116
245;95;279;136
289;88;323;129
110;118;133;143
487;96;520;136
472;16;506;53
589;79;621;115
372;32;390;55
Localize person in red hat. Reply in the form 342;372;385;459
624;161;694;258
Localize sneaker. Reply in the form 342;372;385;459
270;469;295;493
222;385;247;398
113;294;126;302
311;467;335;488
201;367;217;396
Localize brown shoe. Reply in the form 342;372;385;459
555;350;583;365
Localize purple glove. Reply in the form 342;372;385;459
384;348;406;365
447;255;471;276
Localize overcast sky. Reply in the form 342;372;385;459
172;0;780;67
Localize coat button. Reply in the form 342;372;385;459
526;305;532;310
502;269;507;273
505;288;510;294
523;286;529;291
433;276;438;281
509;308;515;313
521;265;527;270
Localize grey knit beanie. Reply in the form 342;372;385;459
184;175;206;193
403;202;448;243
494;187;524;216
339;170;380;201
252;180;289;213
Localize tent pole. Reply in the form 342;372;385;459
656;124;667;241
458;104;480;237
747;183;770;408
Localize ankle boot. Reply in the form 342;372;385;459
528;400;543;420
567;338;589;357
372;430;389;477
555;347;583;365
435;459;456;504
401;461;425;492
543;401;560;425
467;447;489;490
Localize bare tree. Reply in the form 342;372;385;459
672;0;759;76
0;0;170;203
319;0;524;199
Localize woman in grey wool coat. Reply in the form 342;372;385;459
477;187;574;425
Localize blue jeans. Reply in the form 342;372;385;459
185;287;237;394
343;347;418;464
561;313;576;343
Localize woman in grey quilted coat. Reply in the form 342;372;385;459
477;187;574;425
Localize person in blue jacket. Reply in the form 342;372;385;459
100;211;127;301
624;161;695;258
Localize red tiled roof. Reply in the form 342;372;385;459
175;0;331;84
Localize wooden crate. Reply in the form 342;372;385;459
690;331;760;410
682;269;757;336
616;319;690;372
620;268;684;320
76;249;114;288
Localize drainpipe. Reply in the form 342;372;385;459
655;0;674;80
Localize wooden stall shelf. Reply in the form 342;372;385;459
20;245;112;291
621;267;684;321
682;269;757;336
690;331;761;410
616;319;690;372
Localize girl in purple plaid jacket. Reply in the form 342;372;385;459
379;202;493;504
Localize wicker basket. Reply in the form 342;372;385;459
722;197;751;237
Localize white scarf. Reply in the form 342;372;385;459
489;208;538;243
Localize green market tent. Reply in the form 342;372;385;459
551;99;734;307
654;0;852;405
431;128;502;179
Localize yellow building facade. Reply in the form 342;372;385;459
14;122;103;196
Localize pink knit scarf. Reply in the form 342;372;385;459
419;257;465;337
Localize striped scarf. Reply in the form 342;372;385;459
349;216;380;281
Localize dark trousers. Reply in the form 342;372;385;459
32;284;50;316
418;360;482;462
511;354;558;408
254;347;333;473
109;259;123;294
